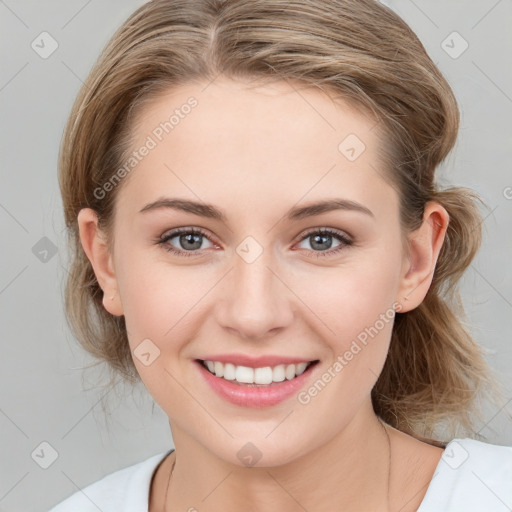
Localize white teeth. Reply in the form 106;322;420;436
272;364;285;382
202;360;314;384
285;364;296;380
255;366;273;385
223;363;236;380
235;365;254;383
295;362;308;376
214;361;224;377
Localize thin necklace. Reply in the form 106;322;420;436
163;454;175;512
379;417;393;512
163;420;392;511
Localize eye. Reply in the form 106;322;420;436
157;227;215;257
155;226;353;258
295;228;353;257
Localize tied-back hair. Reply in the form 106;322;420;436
59;0;501;443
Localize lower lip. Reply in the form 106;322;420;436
195;360;318;408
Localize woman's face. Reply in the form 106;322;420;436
94;77;416;466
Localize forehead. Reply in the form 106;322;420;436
116;77;396;221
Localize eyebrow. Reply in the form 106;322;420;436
139;197;374;221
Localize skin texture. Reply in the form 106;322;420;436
78;77;448;511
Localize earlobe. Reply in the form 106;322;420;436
77;208;124;316
396;201;449;312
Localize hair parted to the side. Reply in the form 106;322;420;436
59;0;501;442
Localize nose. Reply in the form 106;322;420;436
215;248;295;340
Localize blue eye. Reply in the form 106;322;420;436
157;227;214;257
156;227;353;258
296;228;353;257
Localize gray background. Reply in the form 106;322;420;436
0;1;511;511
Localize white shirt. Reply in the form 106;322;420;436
48;438;512;511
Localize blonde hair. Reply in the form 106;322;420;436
59;0;501;443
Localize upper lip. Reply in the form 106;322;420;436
197;354;318;368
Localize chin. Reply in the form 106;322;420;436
205;434;311;469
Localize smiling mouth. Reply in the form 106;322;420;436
197;359;320;386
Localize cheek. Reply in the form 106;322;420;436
114;249;211;405
293;256;401;426
307;249;402;348
114;234;207;325
298;245;402;407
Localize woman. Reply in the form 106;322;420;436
49;0;511;511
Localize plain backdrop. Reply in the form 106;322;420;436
0;1;511;511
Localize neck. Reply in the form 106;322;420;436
165;404;391;512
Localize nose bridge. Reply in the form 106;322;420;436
216;243;293;339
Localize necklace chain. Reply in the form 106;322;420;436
379;417;392;511
163;454;175;512
163;419;391;511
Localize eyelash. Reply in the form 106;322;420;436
156;227;354;258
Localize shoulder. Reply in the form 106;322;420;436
47;450;171;512
418;438;512;512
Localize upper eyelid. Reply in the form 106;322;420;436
298;226;352;240
160;226;210;239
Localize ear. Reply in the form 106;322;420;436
77;208;124;316
395;201;449;313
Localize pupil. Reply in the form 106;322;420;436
311;234;332;250
181;233;202;250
